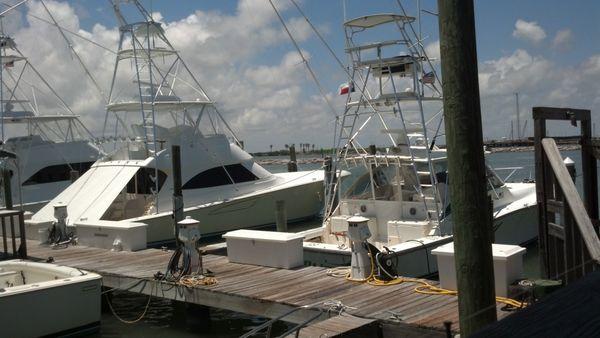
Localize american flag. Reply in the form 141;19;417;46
422;71;435;84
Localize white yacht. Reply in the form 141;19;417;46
0;35;101;212
28;2;323;244
301;13;537;277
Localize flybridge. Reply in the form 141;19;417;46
343;13;415;28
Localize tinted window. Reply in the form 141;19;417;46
182;164;258;190
126;168;167;194
23;161;94;186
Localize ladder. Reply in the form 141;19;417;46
130;23;159;210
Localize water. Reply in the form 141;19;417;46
96;149;581;336
95;291;291;337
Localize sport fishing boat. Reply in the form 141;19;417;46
301;12;537;277
0;34;101;212
27;1;323;245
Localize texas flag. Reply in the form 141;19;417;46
338;82;355;95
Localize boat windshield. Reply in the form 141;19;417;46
342;158;451;203
344;164;400;201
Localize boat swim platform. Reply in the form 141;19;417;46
17;238;515;336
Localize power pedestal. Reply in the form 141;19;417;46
347;215;372;280
178;216;202;274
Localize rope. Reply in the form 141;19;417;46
322;300;356;315
105;281;154;324
267;0;338;119
368;276;527;309
325;266;350;278
40;0;108;104
101;278;146;295
179;275;218;287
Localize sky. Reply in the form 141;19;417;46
0;0;598;151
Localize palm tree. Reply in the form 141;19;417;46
269;144;273;153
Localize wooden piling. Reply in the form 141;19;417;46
288;145;298;172
171;145;183;243
438;0;497;335
275;200;287;232
564;157;576;182
2;169;11;209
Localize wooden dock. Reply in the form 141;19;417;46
18;238;516;336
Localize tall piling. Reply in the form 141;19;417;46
2;168;12;209
172;145;183;243
287;144;298;172
438;0;497;335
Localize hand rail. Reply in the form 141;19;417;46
0;209;27;260
239;305;324;338
541;138;600;262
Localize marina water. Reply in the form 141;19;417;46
95;149;583;337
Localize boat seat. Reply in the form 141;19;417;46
124;198;146;219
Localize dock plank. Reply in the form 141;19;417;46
292;314;378;337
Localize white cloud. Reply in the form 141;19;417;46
512;19;546;44
552;29;574;51
425;40;440;61
479;49;553;95
479;49;600;138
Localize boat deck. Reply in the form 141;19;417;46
17;239;516;336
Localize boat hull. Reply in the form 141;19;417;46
133;176;324;244
494;204;538;245
0;260;101;338
304;204;538;278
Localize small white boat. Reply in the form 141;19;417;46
0;260;101;338
300;12;537;277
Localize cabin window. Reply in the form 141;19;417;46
182;164;258;190
126;168;167;194
22;161;94;186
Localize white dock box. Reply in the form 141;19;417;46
74;220;147;251
432;243;526;297
223;230;304;269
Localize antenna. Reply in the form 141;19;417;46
521;119;528;138
515;92;520;139
0;0;29;17
110;0;127;27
